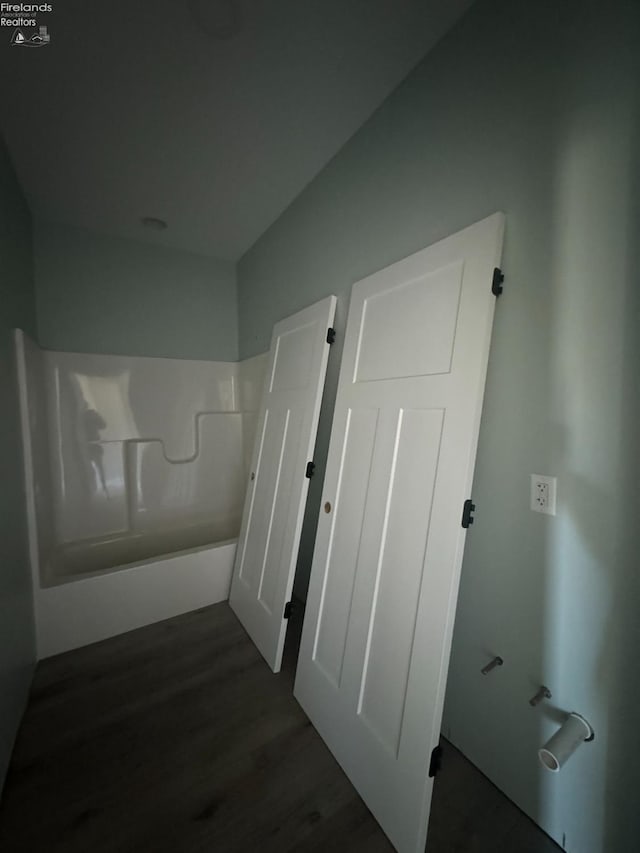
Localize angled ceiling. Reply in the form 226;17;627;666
0;0;474;260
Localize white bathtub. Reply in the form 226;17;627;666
15;329;268;659
35;539;237;658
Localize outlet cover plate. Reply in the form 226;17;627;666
530;474;557;515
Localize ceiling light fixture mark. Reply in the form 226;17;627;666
141;216;168;231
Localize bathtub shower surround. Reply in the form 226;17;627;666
16;331;55;590
46;350;245;579
16;330;267;656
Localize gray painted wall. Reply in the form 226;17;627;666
35;221;238;361
0;136;37;790
237;1;640;850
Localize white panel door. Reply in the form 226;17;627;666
294;214;504;852
230;295;336;672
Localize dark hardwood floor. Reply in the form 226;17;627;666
0;602;561;853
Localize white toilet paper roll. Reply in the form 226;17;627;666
538;712;593;772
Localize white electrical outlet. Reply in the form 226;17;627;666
530;474;557;515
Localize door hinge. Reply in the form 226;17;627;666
326;327;336;344
492;267;504;297
428;745;443;778
305;461;316;479
461;498;476;528
284;601;293;620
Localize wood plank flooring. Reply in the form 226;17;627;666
0;602;561;852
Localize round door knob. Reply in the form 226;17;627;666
324;501;332;514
